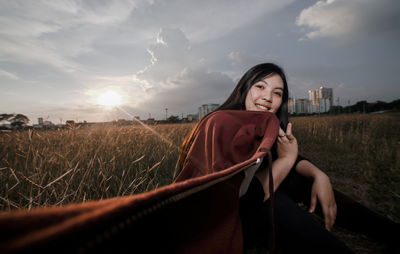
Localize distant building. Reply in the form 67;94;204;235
38;117;43;125
308;86;333;113
32;124;42;129
187;114;198;122
198;104;219;120
289;86;334;114
145;118;155;125
43;120;53;127
288;98;295;114
289;98;310;114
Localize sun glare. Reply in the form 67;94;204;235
97;90;122;108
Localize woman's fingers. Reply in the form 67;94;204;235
286;123;292;136
309;191;317;213
279;123;293;140
286;123;295;141
278;128;286;138
312;174;337;231
323;204;337;231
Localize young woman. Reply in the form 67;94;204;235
176;63;398;253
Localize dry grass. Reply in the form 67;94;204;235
290;113;400;254
1;113;399;253
0;123;194;210
291;113;400;223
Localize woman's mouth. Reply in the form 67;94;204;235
255;104;271;111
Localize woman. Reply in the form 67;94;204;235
177;63;398;253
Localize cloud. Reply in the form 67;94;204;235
0;0;137;37
228;51;266;66
296;0;400;41
0;69;19;80
135;28;192;87
0;0;138;71
126;0;294;43
132;28;234;118
227;51;282;77
153;68;234;110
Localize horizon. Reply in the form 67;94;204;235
1;0;399;123
3;97;398;126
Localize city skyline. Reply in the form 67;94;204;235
1;0;399;123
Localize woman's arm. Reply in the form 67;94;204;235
296;160;337;231
255;123;298;200
255;122;337;231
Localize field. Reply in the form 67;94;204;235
1;113;399;253
291;113;400;253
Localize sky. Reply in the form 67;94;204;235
1;0;399;124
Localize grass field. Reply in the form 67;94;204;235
290;113;400;253
1;113;399;253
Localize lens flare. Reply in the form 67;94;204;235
97;90;122;108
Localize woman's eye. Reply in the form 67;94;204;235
274;92;282;97
255;84;264;89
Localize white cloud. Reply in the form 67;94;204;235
132;28;234;118
135;28;192;87
0;0;137;37
296;0;400;40
0;0;138;71
0;69;19;80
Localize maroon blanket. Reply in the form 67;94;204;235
0;110;279;253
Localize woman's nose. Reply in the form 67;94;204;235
262;90;272;102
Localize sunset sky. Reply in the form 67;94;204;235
1;0;399;123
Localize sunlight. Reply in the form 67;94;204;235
96;90;122;108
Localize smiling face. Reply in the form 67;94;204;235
244;73;284;114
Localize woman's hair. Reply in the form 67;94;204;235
175;63;289;176
215;63;289;129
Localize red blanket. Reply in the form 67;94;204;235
0;110;279;253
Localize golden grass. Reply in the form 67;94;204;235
1;113;399;253
0;123;194;210
1;113;399;226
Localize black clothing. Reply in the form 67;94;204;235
239;160;399;253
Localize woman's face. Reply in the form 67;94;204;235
245;73;284;114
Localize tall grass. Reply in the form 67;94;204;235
288;113;399;253
0;123;194;210
1;113;399;253
1;113;399;224
291;113;400;223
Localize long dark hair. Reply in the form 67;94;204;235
175;63;289;175
216;63;289;129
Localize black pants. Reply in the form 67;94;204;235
239;170;399;253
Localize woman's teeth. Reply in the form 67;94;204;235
256;104;269;110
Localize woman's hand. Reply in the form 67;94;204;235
256;123;299;200
276;123;298;164
309;172;337;231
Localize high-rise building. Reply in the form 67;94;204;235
288;98;295;114
308;86;333;113
289;98;310;114
187;114;198;122
198;104;219;120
